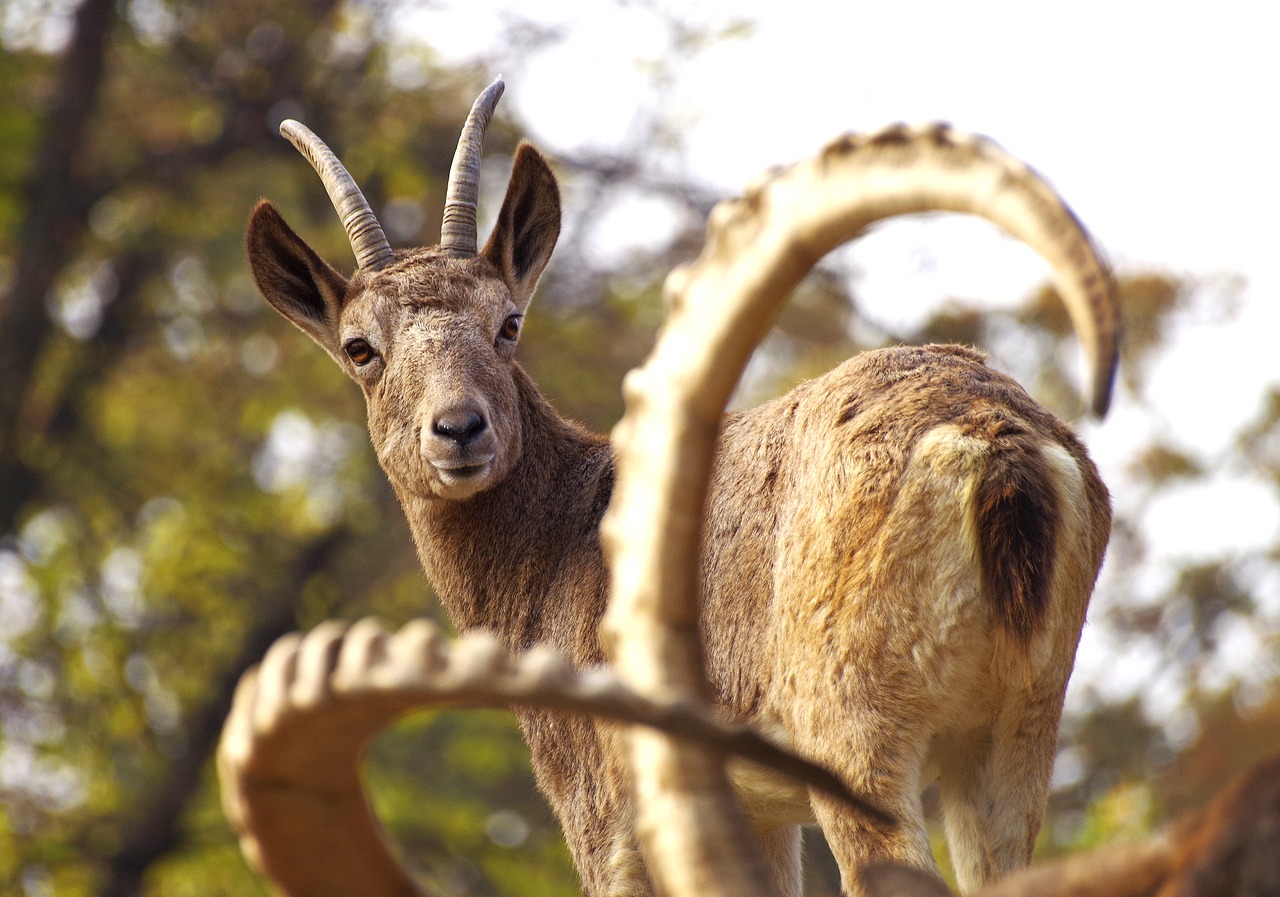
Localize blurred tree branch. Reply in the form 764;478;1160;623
0;0;118;531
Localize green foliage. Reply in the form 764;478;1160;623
1070;782;1159;852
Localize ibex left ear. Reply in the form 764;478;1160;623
246;200;350;358
482;143;562;313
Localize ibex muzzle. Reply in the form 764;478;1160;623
415;333;505;496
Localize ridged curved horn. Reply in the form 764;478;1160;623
218;618;889;892
440;78;505;257
279;119;395;272
631;123;1119;418
221;618;877;816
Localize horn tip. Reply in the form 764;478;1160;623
278;119;308;141
1090;377;1115;419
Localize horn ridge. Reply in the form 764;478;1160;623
279;119;395;272
440;78;505;257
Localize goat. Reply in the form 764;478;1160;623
239;79;1115;897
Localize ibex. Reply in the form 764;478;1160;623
237;79;1115;897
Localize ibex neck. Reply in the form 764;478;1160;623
400;366;614;660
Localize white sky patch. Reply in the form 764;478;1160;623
1139;474;1280;564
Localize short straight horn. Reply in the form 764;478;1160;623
279;119;395;272
440;78;505;257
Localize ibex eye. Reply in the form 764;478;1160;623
498;314;522;342
344;338;376;366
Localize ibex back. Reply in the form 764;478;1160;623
245;80;1113;896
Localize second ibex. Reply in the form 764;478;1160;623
239;80;1115;896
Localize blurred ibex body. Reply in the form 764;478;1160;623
243;81;1114;896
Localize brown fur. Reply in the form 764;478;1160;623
247;145;1111;897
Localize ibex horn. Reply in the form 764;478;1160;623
440;78;505;257
280;119;396;272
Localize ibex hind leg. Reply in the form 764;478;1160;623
939;440;1101;892
767;622;949;895
936;689;1066;893
770;424;1008;894
770;631;952;893
753;622;947;893
801;720;941;897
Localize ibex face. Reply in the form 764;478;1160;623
341;257;523;500
245;85;561;501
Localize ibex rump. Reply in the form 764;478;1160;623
239;80;1113;896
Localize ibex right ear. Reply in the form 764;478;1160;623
481;144;561;313
246;200;350;357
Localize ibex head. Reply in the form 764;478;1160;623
246;80;561;501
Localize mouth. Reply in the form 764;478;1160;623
431;455;495;490
437;461;490;480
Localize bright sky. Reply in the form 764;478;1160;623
414;1;1274;269
406;1;1280;723
411;0;1277;427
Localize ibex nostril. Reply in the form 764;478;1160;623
432;410;488;446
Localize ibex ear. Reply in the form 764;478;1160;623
481;143;561;313
246;200;350;357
